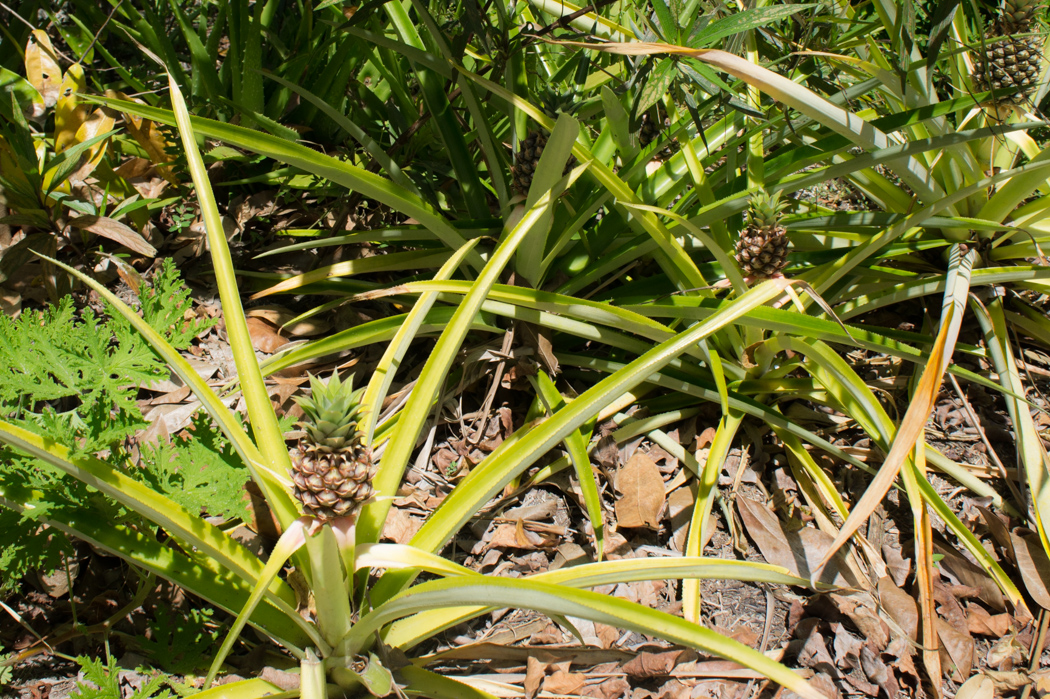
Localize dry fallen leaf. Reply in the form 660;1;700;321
860;644;898;698
796;626;838;678
882;543;911;587
542;670;585;695
621;650;691;679
1011;529;1050;610
966;604;1012;638
831;593;890;651
247;304;331;337
614;453;665;529
245;317;290;354
736;496;857;587
936;617;975;681
934;540;1006;612
877;576;918;641
954;674;994;699
69;215;157;257
524;656;545;699
978;506;1015;562
381;508;422;545
0;290;20;316
985;632;1026;671
484;523;548;550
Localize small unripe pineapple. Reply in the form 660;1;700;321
511;89;580;196
511;130;548;195
735;191;790;279
289;371;376;521
973;0;1045;104
511;129;578;196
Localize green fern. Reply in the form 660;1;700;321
0;262;225;593
127;606;219;675
139;414;252;522
72;656;172;699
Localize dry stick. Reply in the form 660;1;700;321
75;0;125;67
526;0;621;40
947;372;1025;507
1010;324;1050;409
468;325;515;446
0;2;36;30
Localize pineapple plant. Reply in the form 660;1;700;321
735;191;791;279
289;371;376;521
973;0;1046;104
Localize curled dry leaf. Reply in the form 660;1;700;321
524;656;545;699
830;593;889;651
965;605;1012;638
859;644;898;698
621;650;694;679
797;626;838;678
978;506;1015;562
542;670;585;695
614;452;665;529
985;632;1026;670
381;507;422;545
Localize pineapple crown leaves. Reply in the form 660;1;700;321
999;0;1043;27
293;371;368;447
537;87;581;118
979;0;1044;31
746;190;790;229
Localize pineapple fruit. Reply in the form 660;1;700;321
511;130;549;195
735;191;790;279
289;371;376;521
974;0;1046;104
639;113;681;159
511;89;578;196
639;113;662;147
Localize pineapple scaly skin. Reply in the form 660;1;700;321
974;0;1045;104
511;90;580;196
290;372;376;521
735;191;790;279
511;129;577;196
511;130;548;196
638;113;680;159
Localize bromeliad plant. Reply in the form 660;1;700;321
0;75;832;698
77;9;1041;695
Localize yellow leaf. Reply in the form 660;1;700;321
109;90;179;185
55;64;88;152
25;30;61;108
74;106;118;174
0;135;40;209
